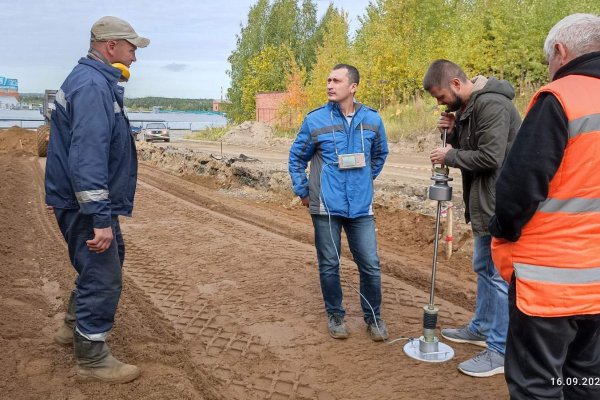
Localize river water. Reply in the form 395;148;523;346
0;109;228;131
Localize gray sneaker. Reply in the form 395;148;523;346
458;349;505;377
366;317;389;342
327;314;349;339
441;326;487;347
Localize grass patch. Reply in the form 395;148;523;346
380;96;439;142
186;125;231;141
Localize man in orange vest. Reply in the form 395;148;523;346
489;13;600;400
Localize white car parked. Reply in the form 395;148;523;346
140;122;170;142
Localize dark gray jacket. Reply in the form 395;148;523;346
445;76;522;236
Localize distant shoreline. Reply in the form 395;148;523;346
0;109;227;130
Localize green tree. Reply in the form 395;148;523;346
296;0;319;72
227;0;270;122
264;0;300;49
304;6;351;110
353;0;600;107
227;0;335;123
354;0;464;107
239;45;296;121
229;0;600;126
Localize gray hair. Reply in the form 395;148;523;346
544;13;600;61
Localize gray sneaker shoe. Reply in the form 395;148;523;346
366;317;389;342
458;349;505;378
327;314;349;339
441;326;487;347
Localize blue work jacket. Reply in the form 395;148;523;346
288;102;388;217
45;57;137;228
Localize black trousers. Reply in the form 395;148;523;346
505;279;600;400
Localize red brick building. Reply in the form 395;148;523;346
255;91;287;125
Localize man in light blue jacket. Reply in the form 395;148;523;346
45;16;148;383
289;64;389;341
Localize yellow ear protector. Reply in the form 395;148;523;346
111;63;130;82
88;47;131;82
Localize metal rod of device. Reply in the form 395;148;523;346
429;128;449;307
429;201;443;307
403;125;454;363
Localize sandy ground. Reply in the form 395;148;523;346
0;126;508;399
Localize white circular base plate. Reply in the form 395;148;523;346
403;337;455;363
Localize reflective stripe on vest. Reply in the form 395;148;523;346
514;263;600;284
538;197;600;213
54;89;122;114
569;113;600;139
493;74;600;317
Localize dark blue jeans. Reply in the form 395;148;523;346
311;214;382;322
54;209;124;337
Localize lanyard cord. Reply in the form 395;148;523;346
330;108;365;156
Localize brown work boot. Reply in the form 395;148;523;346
74;330;140;384
54;290;76;346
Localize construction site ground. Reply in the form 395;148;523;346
0;126;508;399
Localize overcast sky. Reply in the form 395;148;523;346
0;0;372;99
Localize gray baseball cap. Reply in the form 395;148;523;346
91;16;150;48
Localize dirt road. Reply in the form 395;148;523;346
0;128;507;399
156;138;463;190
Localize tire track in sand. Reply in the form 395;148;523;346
116;165;505;400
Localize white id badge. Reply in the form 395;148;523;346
338;153;366;169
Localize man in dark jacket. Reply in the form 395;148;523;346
45;16;149;383
423;60;521;377
490;13;600;399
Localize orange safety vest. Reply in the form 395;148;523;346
491;74;600;317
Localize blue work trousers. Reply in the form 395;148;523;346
467;234;509;354
311;214;382;323
54;209;124;336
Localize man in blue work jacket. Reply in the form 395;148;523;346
45;16;149;383
288;64;389;341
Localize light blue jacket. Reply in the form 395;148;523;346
288;102;388;217
45;57;138;228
